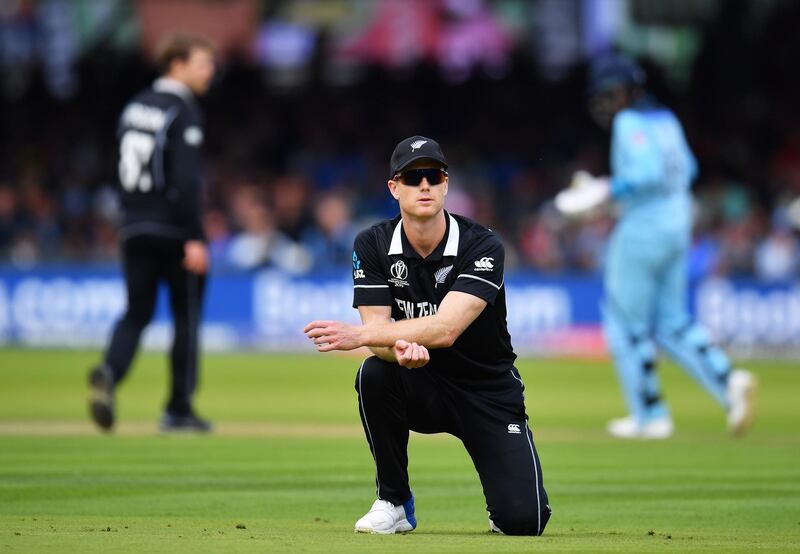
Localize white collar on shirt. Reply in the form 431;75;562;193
388;212;460;257
153;77;194;102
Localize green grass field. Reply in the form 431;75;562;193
0;349;798;552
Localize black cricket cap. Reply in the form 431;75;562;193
389;136;448;178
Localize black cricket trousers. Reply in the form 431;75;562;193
355;356;551;536
104;234;205;416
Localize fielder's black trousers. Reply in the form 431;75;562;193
104;234;206;416
355;356;551;536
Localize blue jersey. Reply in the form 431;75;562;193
609;99;697;233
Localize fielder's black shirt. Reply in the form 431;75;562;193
116;78;206;242
352;211;516;380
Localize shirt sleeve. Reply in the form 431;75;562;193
167;105;205;241
450;233;505;305
681;123;699;185
352;229;392;308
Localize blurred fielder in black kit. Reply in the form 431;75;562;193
304;136;551;536
88;35;216;433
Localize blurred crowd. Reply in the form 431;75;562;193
1;131;798;281
2;1;800;281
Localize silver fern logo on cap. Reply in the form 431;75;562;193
410;140;427;151
434;265;453;287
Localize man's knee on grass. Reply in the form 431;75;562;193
492;502;552;536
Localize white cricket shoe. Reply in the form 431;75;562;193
354;495;416;534
607;415;674;439
489;517;503;534
727;369;757;436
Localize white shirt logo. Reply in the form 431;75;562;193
184;126;203;146
507;423;521;434
474;257;494;271
434;265;453;287
390;260;408;281
410;140;427;151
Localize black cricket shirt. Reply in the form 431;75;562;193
352;211;516;380
117;78;206;242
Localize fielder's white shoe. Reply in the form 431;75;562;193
607;415;674;439
727;369;757;436
354;494;416;534
489;516;503;534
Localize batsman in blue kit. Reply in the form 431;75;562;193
556;54;756;439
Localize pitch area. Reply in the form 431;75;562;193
0;350;797;552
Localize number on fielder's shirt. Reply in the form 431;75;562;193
119;130;156;192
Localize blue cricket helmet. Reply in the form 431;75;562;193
588;54;646;95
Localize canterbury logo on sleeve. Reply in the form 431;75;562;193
473;257;494;271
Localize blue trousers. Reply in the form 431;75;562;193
602;220;731;424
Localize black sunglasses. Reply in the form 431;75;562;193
394;168;447;186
